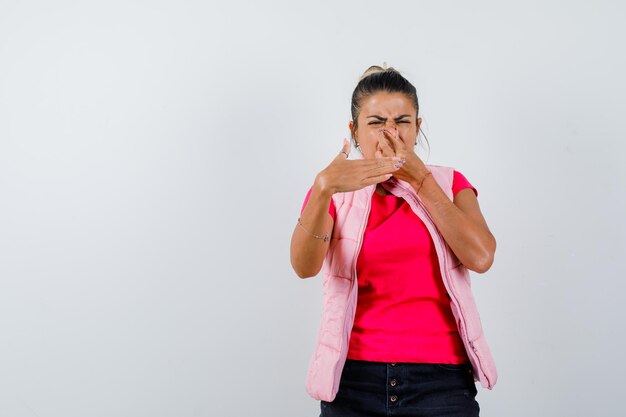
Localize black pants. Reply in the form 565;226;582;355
320;359;480;417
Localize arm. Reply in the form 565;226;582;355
378;129;496;273
412;175;496;273
290;139;402;278
290;179;335;279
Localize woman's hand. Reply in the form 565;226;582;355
315;139;405;196
374;128;430;185
373;128;495;271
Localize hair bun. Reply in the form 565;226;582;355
358;63;399;81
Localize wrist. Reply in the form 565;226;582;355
313;173;335;199
410;170;432;194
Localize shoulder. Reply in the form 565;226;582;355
425;164;478;198
425;163;454;173
451;169;478;198
424;164;455;191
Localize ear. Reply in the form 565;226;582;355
417;117;422;130
348;121;356;139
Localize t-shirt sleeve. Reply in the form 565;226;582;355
452;170;478;198
300;185;337;220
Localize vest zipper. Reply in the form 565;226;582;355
344;187;374;353
390;180;490;386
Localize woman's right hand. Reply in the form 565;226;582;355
314;139;404;196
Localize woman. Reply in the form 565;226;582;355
290;65;497;417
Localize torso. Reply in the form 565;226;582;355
347;180;469;364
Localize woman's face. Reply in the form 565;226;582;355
350;91;422;159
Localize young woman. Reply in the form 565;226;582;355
290;65;497;417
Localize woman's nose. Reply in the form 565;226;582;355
384;122;398;134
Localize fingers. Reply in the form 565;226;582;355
341;138;350;156
361;172;394;187
364;158;404;178
329;156;403;193
344;156;405;176
336;138;350;160
382;129;407;159
382;128;401;143
378;132;395;157
357;156;403;169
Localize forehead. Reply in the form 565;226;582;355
359;92;415;117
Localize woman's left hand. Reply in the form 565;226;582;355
374;128;430;185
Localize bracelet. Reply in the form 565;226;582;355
415;171;432;195
297;217;329;242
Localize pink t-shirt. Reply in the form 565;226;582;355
300;170;477;364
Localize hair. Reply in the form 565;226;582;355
350;65;430;155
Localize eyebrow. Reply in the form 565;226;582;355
366;114;413;121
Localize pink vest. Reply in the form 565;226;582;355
304;164;498;402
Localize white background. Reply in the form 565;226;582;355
1;1;624;416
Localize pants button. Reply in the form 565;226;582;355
390;378;397;387
390;362;396;366
390;395;398;402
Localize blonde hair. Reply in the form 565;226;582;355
357;63;399;81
